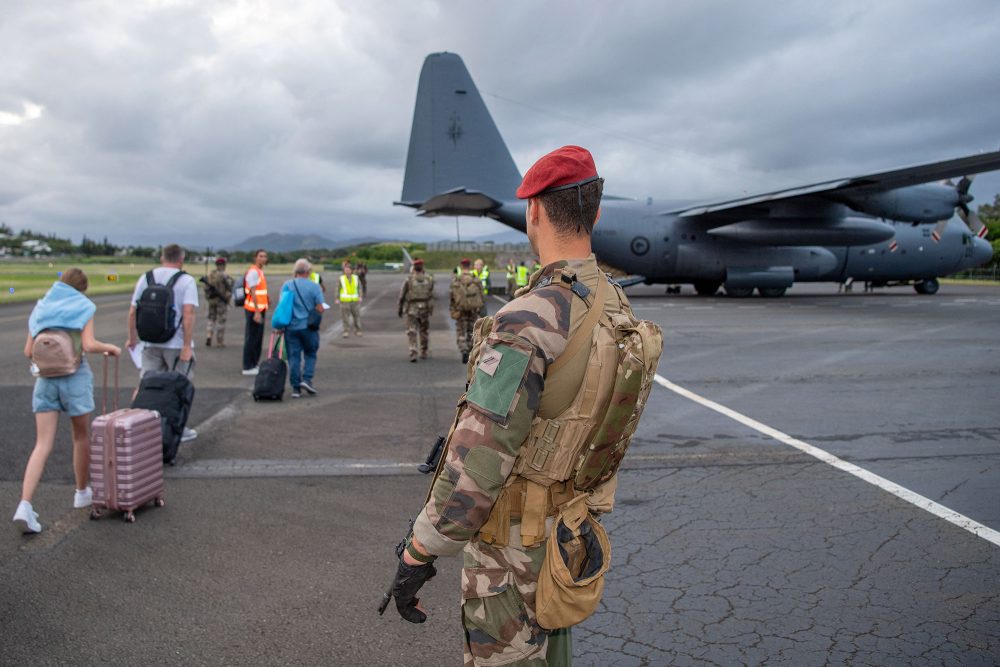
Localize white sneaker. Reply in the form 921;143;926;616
12;500;42;534
73;486;93;509
242;367;259;376
299;381;317;395
181;427;198;442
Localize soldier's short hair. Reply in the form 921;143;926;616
162;244;185;264
293;258;311;275
60;267;89;293
539;178;603;237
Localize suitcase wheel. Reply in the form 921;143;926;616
123;511;136;523
90;509;101;520
155;497;165;508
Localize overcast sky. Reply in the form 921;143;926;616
1;0;998;248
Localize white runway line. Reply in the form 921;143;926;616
654;374;1000;548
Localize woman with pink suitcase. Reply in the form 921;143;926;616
12;268;121;534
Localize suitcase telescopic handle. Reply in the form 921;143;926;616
102;353;120;414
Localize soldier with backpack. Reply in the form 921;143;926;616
13;268;122;534
385;146;663;665
449;258;484;364
398;258;435;362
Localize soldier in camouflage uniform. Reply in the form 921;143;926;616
202;257;234;347
398;258;435;362
389;146;661;665
451;258;485;364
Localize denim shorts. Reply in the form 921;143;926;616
32;359;96;416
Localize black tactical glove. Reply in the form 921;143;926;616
391;558;437;623
398;308;403;318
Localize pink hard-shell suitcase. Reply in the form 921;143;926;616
89;356;165;523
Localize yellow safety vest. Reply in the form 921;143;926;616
309;271;321;285
505;264;515;279
339;274;360;302
474;267;490;294
515;265;529;287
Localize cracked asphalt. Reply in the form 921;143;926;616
1;273;998;665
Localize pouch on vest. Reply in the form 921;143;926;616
32;329;82;378
534;494;611;630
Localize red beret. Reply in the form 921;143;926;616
460;258;471;267
516;145;599;199
412;258;424;266
215;257;227;265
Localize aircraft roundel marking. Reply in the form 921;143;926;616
631;236;650;256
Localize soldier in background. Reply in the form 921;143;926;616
398;258;435;362
449;258;483;364
202;257;234;347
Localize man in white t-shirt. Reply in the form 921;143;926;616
127;243;199;380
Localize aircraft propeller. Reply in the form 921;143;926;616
932;176;988;242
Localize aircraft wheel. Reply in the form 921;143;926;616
694;281;721;296
724;285;754;298
757;287;786;298
914;278;939;295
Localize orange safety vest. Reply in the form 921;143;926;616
244;266;269;312
339;274;360;302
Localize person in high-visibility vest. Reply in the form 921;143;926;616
515;261;530;290
309;269;325;294
505;258;516;299
336;263;363;337
242;249;269;375
473;258;489;316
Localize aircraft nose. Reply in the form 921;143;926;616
972;236;993;267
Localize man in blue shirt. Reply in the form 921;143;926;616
280;259;325;398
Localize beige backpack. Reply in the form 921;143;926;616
32;329;82;378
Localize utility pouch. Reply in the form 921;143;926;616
534;494;611;630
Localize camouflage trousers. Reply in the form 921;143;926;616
206;300;228;344
406;312;430;355
461;537;570;666
455;312;478;353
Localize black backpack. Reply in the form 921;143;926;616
136;270;187;343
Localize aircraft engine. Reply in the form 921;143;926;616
836;183;959;223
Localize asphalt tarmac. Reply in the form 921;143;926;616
1;272;998;665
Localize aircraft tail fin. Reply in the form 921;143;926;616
397;53;522;217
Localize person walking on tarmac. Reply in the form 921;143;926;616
385;146;663;665
398;258;434;362
241;249;269;376
473;258;490;316
449;258;484;364
505;257;516;298
515;259;530;297
337;263;363;338
202;257;234;347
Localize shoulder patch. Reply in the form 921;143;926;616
466;341;532;425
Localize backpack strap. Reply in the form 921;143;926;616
145;270;157;287
164;270;187;289
547;274;609;375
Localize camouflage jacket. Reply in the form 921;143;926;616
413;254;631;556
204;269;234;303
398;271;435;316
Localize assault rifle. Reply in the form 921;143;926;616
377;435;446;616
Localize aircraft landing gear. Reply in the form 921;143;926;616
666;285;682;294
914;277;940;295
694;281;721;296
757;287;787;298
724;285;754;298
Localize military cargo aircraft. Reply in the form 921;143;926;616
397;52;999;297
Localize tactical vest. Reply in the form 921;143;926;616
407;273;433;302
473;269;663;549
451;273;484;314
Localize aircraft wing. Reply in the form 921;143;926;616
665;150;1000;221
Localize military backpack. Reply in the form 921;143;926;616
451;273;484;314
407;273;434;302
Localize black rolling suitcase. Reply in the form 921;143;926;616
253;332;287;401
131;358;195;465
